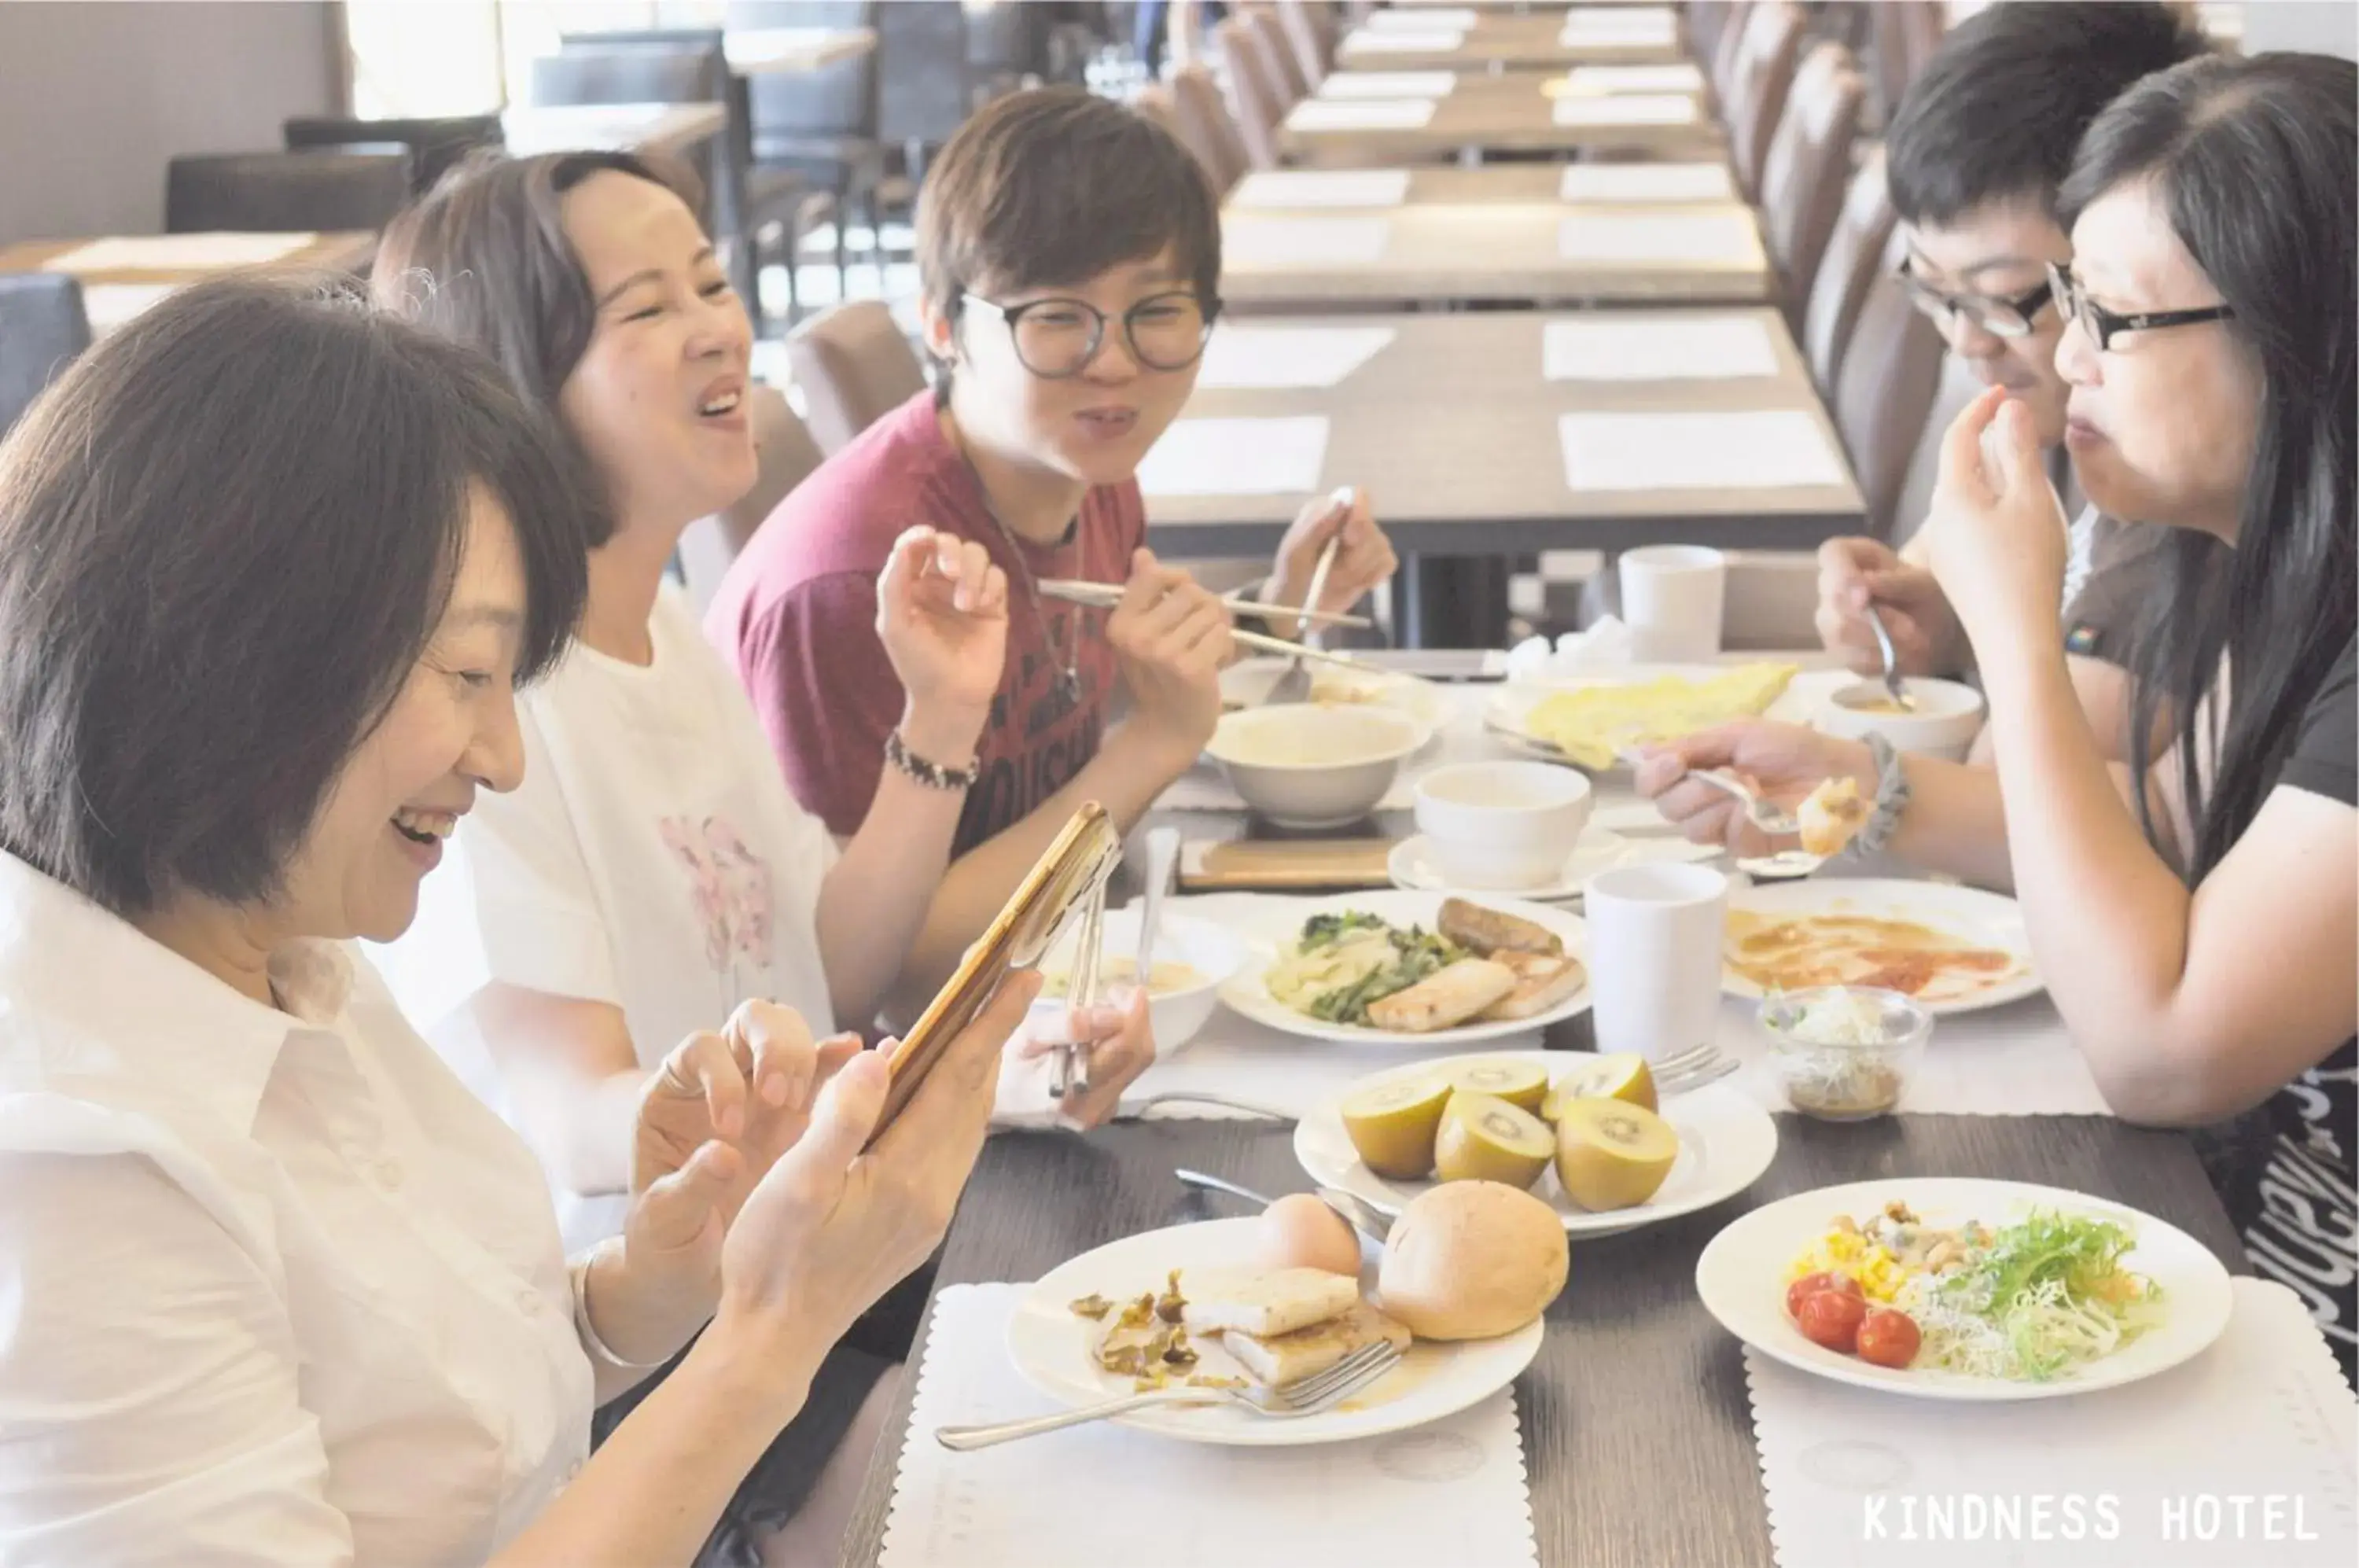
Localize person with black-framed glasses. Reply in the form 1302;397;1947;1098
706;88;1397;1003
1811;2;2210;771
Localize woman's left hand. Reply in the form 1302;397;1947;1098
1268;487;1398;635
1005;990;1158;1130
876;525;1010;749
623;1002;864;1320
1922;387;2070;658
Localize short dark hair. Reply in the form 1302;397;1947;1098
0;274;594;917
373;149;703;542
2063;53;2357;881
1886;2;2210;227
916;86;1220;340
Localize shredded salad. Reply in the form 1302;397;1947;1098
1783;1201;2163;1381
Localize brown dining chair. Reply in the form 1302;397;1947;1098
1709;0;1757;111
1247;7;1312;101
1803;148;1899;396
1758;42;1867;315
783;299;927;457
1215;16;1295;171
1275;2;1334;91
677;384;826;611
1869;0;1949;127
1135;82;1187;144
1723;0;1807;199
1831;226;1949;539
1173;63;1253;192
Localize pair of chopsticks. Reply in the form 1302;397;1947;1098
1039;580;1379;672
1038;578;1373;633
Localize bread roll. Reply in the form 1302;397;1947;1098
1376;1180;1569;1340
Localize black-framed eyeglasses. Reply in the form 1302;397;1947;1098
1895;255;2054;339
961;289;1220;378
2044;262;2236;352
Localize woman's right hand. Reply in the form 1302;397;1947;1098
1634;721;1875;856
1815;537;1963;678
711;970;1043;1357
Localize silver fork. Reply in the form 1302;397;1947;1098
934;1340;1403;1450
1264;519;1345;706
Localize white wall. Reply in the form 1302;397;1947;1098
0;1;340;245
2238;0;2358;60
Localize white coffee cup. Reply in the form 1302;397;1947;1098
1584;862;1728;1059
1618;545;1726;662
1412;760;1593;890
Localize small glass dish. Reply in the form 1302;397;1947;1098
1755;986;1934;1121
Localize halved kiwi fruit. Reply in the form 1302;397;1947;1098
1540;1053;1658;1122
1443;1058;1550;1116
1553;1097;1679;1211
1433;1091;1554;1191
1340;1076;1454;1180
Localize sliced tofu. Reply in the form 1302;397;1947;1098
1364;957;1517;1032
1180;1267;1361;1338
1481;951;1588;1021
1439;898;1564;958
1221;1301;1412;1388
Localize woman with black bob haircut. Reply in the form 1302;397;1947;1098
1640;50;2357;1382
0;274;1038;1564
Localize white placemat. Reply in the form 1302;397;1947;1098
1552;92;1698;127
1557;209;1761;264
1220;214;1393;268
1197;324;1397;389
1342;28;1467;54
879;1284;1540;1568
1543;315;1780;381
1319;70;1459;99
1559;408;1851;491
1560;61;1706;94
1560;161;1735;203
1709;990;2111;1117
1136;416;1329;497
1745;1279;2359;1568
1231;168;1413;208
42;231;316;274
1286;97;1440;132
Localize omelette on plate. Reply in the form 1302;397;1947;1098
1522;664;1798;768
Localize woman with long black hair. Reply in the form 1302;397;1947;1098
1640;51;2358;1380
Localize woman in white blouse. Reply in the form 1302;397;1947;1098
0;275;1036;1566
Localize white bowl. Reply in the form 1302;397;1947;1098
1032;907;1246;1050
1411;760;1594;890
1204;704;1425;828
1816;677;1986;760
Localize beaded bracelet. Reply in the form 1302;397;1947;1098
885;727;981;791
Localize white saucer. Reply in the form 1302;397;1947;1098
1388;828;1718;900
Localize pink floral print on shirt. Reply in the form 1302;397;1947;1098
659;815;775;974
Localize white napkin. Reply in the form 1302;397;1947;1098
881;1284;1541;1568
1746;1279;2359;1568
1500;617;1637;683
991;998;1156;1132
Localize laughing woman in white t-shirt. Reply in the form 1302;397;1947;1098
370;151;1156;1249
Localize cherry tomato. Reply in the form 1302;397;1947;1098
1857;1309;1922;1369
1795;1289;1868;1353
1786;1272;1864;1319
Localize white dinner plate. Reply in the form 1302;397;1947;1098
1721;878;2044;1015
1295;1050;1779;1239
1484;664;1853;774
1217;889;1591;1046
1388;827;1719;902
1009;1218;1542;1445
1695;1178;2236;1401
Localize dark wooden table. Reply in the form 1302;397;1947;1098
842;1113;2247;1567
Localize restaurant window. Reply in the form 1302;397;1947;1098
340;0;730;117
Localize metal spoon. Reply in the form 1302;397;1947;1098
1263;488;1354;705
1173;1167;1394;1245
1863;604;1917;712
1135;826;1180;981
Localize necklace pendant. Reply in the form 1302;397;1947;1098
1055;668;1083;708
